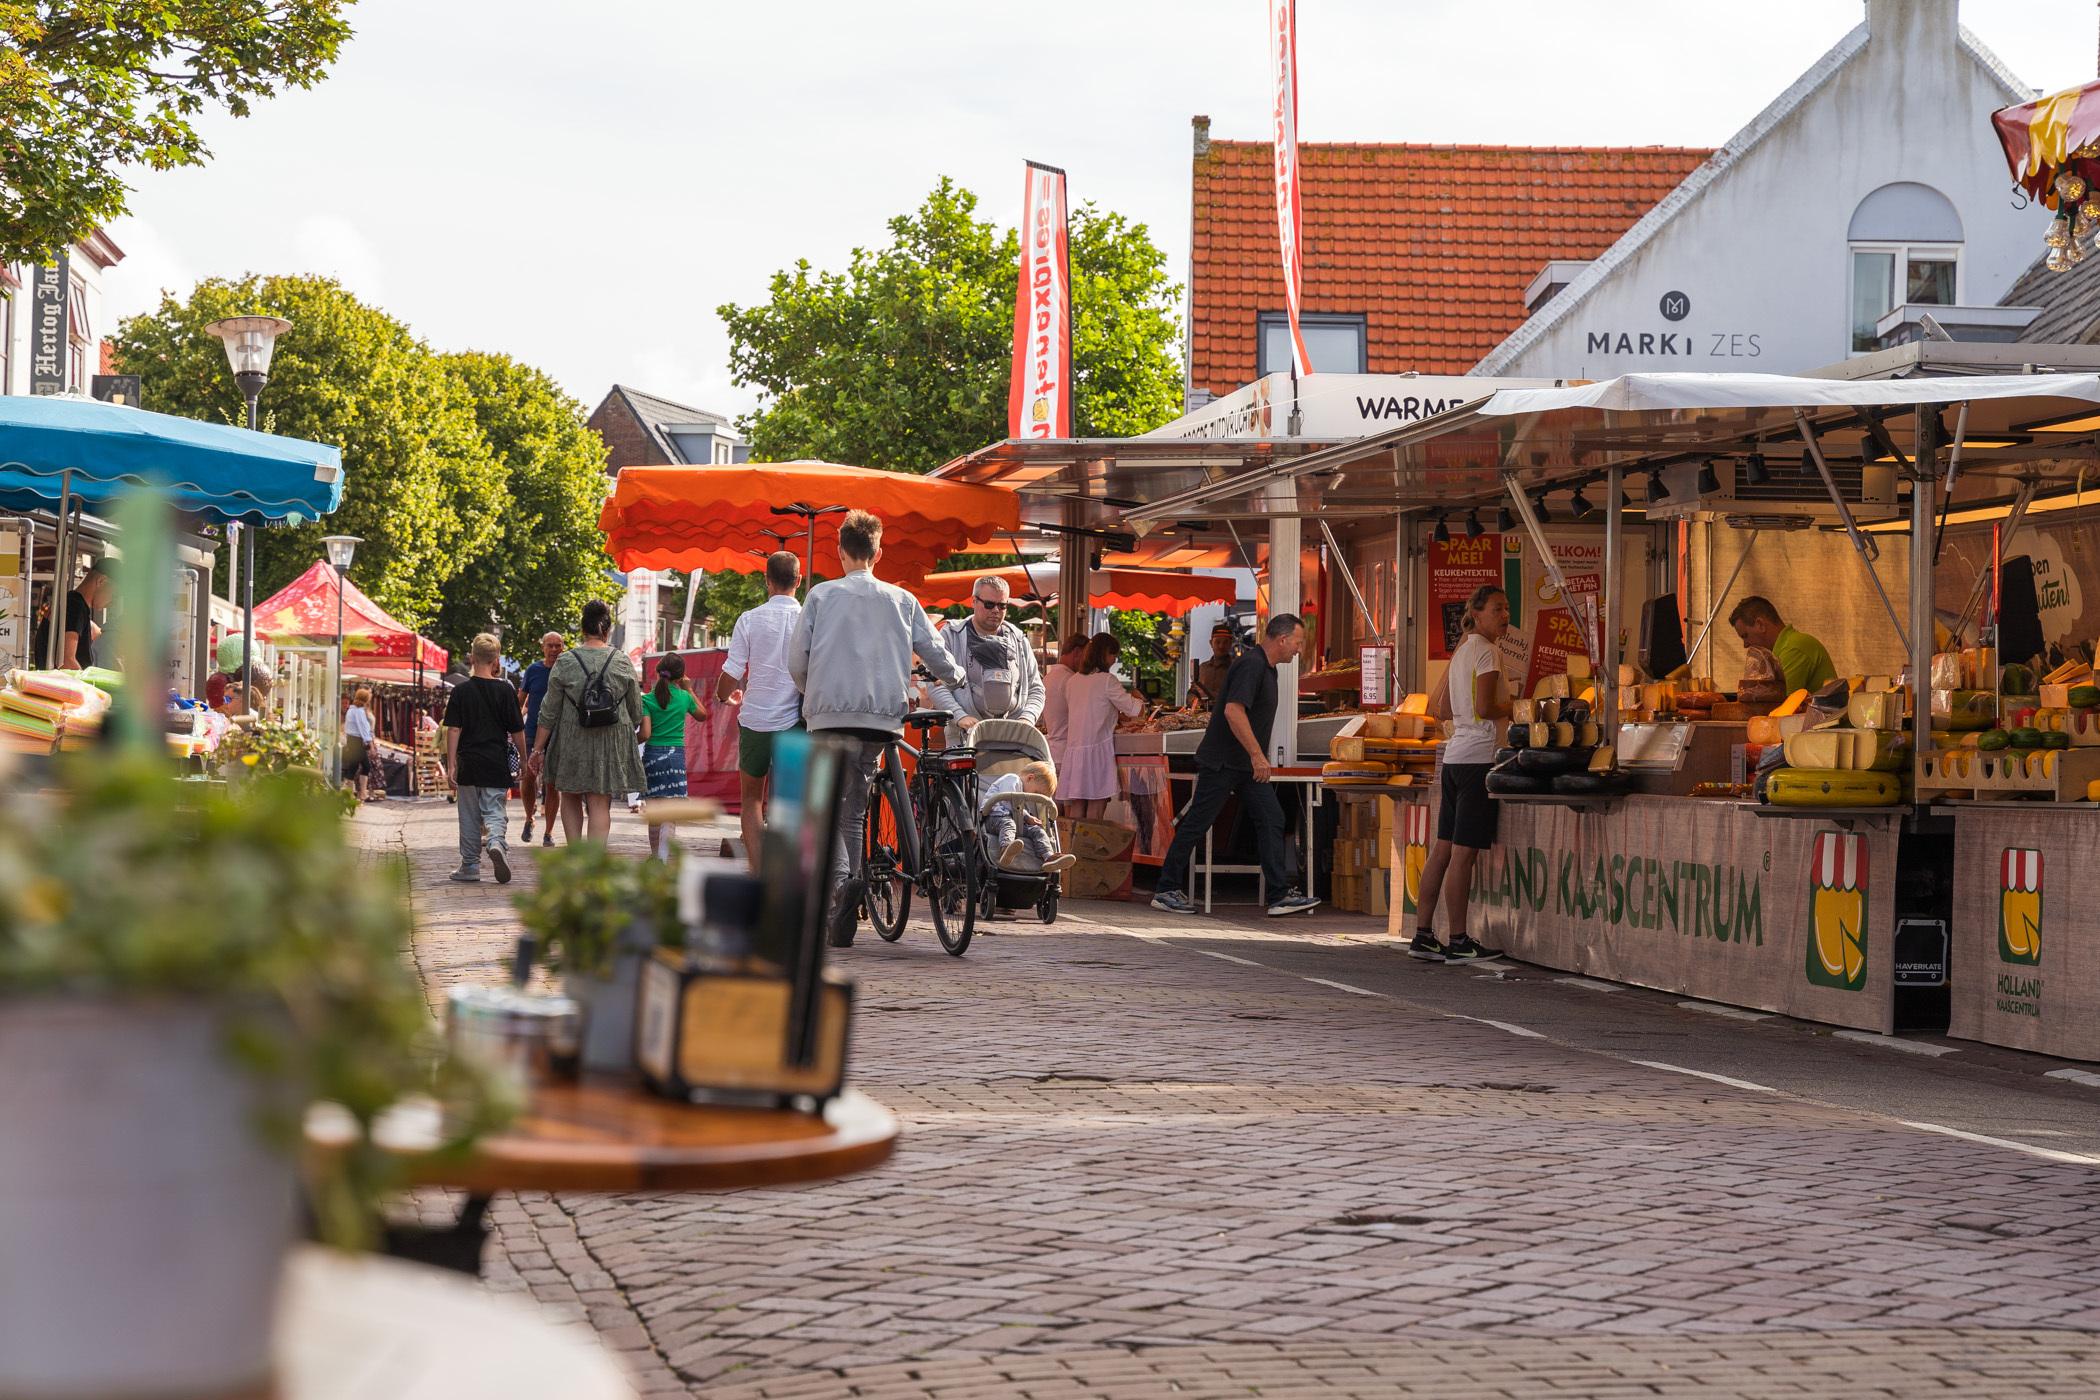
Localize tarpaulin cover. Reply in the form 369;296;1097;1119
598;461;1020;587
1993;77;2100;201
914;564;1236;618
251;561;448;675
0;392;343;524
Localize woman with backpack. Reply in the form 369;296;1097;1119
527;599;649;845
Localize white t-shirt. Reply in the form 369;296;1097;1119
1041;662;1075;744
1444;632;1502;765
343;705;376;743
724;594;804;733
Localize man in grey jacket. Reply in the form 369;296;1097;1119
927;573;1044;732
788;509;965;945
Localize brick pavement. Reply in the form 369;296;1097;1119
357;799;2100;1397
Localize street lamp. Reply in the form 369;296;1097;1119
205;314;293;714
322;534;361;785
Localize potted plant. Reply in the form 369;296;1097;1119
0;753;506;1399
515;843;681;1072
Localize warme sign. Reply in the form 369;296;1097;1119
1151;373;1558;442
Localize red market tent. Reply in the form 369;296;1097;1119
598;461;1022;588
251;561;449;680
1993;77;2100;201
913;564;1238;618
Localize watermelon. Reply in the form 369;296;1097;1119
2043;730;2072;750
2001;663;2036;695
1976;729;2012;751
2071;685;2100;710
2010;727;2045;750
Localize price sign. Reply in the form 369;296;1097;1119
1359;644;1392;707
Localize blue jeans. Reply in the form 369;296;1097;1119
1157;763;1289;897
456;784;507;874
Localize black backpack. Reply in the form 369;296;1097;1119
577;648;619;729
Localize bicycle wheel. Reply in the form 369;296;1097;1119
863;776;910;942
925;781;979;957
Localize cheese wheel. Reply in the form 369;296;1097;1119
1549;722;1575;747
1771;689;1811;717
1575;721;1601;747
1530;722;1552;747
1361;714;1396;739
1512;698;1537;724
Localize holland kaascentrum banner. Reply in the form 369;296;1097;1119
1268;0;1310;378
1008;161;1072;440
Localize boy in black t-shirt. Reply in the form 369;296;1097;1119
443;633;525;884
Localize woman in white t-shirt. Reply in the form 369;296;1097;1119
1409;585;1511;966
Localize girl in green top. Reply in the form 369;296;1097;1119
640;653;703;859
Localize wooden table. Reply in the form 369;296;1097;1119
276;1246;632;1398
309;1079;898;1272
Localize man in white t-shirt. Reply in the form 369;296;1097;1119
717;551;805;872
1410;585;1512;965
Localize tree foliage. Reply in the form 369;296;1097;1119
719;178;1182;473
113;276;611;655
0;0;352;265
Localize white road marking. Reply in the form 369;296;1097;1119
1301;976;1386;998
1898;1119;2100;1166
1834;1030;1957;1057
1197;949;1264;967
2045;1067;2100;1089
1632;1061;1779;1094
1676;1000;1771;1022
1556;977;1623;993
1453;1014;1546;1040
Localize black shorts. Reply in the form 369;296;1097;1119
1437;762;1499;851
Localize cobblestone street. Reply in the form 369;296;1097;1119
364;798;2100;1398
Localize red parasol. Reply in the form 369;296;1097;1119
251;561;449;677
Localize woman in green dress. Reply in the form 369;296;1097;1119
527;599;648;844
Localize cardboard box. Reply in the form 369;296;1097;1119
1366;874;1389;917
1064;857;1134;901
1058;817;1136;863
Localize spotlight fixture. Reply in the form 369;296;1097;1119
1569;486;1595;520
1697;459;1721;495
1742;452;1769;486
1646;468;1668;503
1432;511;1450;544
1620;484;1636;511
1530;489;1552;524
1496;505;1516;533
1465;508;1484;539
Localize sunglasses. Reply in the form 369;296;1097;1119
975;597;1008;609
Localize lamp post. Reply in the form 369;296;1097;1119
204;315;293;714
322;534;361;784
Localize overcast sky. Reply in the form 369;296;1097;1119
103;0;2100;424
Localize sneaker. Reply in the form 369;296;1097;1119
1267;890;1322;917
521;820;533;843
828;879;864;948
447;869;481;884
1443;933;1504;964
542;828;556;848
1150;888;1197;914
998;839;1026;871
1407;930;1447;962
1041;852;1077;873
487;845;512;885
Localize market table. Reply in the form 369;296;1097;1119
275;1245;632;1399
1171;764;1323;911
308;1080;899;1272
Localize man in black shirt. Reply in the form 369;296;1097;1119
443;632;525;884
1153;613;1319;917
39;559;112;670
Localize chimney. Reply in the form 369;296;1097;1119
1866;0;1955;45
1192;114;1211;159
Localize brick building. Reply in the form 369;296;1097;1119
1184;118;1707;407
587;383;748;475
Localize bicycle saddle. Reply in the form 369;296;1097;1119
903;709;954;730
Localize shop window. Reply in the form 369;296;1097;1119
1847;183;1962;353
65;273;89;392
1257;312;1366;376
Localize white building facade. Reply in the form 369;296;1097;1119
1474;0;2041;380
0;231;124;399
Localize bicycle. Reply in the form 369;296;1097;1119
860;708;982;956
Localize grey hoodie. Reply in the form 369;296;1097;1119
787;568;964;735
927;618;1044;724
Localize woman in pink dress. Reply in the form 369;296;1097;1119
1058;632;1143;820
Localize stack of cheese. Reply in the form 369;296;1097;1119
1323;695;1441;787
0;670;111;755
1763;680;1909;808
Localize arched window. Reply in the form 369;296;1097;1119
1848;183;1963;352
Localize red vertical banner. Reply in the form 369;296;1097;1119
1009;161;1072;439
1268;0;1310;378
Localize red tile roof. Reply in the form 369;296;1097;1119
1190;139;1712;395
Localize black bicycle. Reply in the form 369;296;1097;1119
861;709;982;956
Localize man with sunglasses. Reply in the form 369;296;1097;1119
927;575;1045;733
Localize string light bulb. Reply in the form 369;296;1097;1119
2058;170;2089;204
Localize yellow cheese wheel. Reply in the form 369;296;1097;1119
1530;721;1551;747
1361;714;1396;739
1549;722;1575;747
1771;688;1811;718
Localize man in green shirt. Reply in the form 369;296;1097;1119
1730;595;1837;694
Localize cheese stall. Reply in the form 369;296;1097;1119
1130;359;2100;1053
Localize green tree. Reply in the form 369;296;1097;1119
434;351;615;657
0;0;352;266
113;274;505;630
719;178;1182;472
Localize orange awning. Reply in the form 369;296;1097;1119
912;564;1237;618
599;461;1021;586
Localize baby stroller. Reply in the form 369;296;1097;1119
965;717;1065;924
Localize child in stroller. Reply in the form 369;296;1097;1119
966;718;1076;925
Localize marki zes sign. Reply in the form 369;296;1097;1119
1580;290;1766;360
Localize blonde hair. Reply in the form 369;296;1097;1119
1018;759;1057;795
351;686;372;706
471;633;502;666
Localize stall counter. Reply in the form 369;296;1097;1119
1946;803;2100;1062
